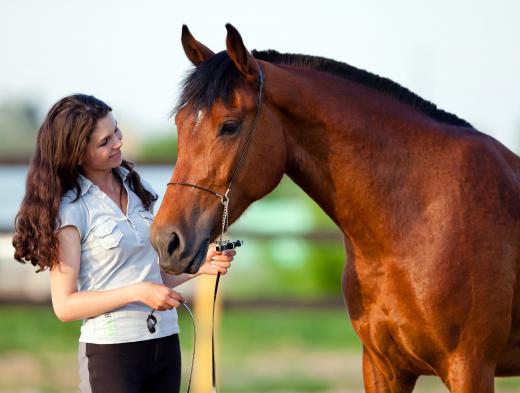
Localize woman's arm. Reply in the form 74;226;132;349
50;226;184;322
160;245;235;288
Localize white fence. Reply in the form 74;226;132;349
0;234;50;302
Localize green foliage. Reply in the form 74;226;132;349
255;240;345;297
0;306;80;354
217;309;359;352
226;175;344;298
304;244;346;294
0;306;358;356
137;132;178;163
0;101;40;161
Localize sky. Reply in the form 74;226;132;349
1;0;519;151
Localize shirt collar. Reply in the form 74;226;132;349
78;166;129;196
77;173;94;196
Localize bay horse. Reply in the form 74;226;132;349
150;24;520;392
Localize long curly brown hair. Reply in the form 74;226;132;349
12;94;157;272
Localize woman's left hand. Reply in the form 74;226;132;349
197;243;236;276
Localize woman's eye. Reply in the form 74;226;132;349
219;121;241;136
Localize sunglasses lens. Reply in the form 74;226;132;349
146;314;157;334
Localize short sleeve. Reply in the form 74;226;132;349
58;199;87;240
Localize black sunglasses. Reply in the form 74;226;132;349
146;310;157;334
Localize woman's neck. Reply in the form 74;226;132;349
82;167;120;194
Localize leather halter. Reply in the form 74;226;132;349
166;62;264;393
166;62;264;208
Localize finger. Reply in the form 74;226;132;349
158;298;174;309
208;253;220;265
212;255;234;262
208;243;221;256
169;290;185;303
222;249;236;257
166;298;182;308
214;261;231;268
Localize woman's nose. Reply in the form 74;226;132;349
113;137;123;149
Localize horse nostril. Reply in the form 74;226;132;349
167;232;180;256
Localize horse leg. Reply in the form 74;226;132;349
442;355;496;393
362;347;418;393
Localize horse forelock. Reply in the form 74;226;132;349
174;51;247;116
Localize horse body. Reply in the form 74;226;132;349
151;25;520;391
270;62;520;390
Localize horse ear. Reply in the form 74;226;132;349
225;24;258;80
181;25;214;66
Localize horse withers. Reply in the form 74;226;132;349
150;24;520;392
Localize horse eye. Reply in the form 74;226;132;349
219;121;241;136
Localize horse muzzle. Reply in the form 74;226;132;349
150;223;210;274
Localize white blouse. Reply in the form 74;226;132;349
58;166;179;344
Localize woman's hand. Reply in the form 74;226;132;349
197;243;236;276
136;281;185;311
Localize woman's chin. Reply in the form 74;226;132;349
110;156;123;166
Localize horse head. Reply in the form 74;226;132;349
151;24;287;274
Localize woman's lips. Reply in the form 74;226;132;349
110;151;122;159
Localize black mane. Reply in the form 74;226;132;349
176;49;472;128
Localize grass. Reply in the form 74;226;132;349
1;305;520;393
0;305;360;393
0;306;81;354
218;309;359;352
0;306;359;355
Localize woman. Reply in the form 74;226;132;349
12;94;235;393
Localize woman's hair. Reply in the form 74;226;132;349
12;94;157;271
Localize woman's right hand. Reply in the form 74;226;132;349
136;281;185;311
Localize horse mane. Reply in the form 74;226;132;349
176;49;473;129
253;50;472;128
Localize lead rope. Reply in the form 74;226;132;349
182;193;228;393
211;190;230;392
211;273;220;393
146;303;196;392
182;303;196;393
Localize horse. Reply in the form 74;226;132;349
150;24;520;392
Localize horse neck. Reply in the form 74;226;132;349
265;64;442;253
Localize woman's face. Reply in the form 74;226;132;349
81;112;123;172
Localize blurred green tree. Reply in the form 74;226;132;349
0;100;41;162
137;131;178;163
